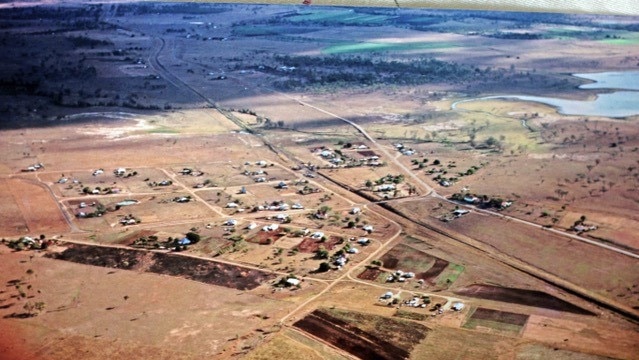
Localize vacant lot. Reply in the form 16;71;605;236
0;178;69;237
463;307;529;334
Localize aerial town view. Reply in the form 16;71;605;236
0;1;638;359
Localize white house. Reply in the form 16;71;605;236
363;225;374;232
351;207;361;215
247;222;257;230
311;231;324;239
225;219;237;226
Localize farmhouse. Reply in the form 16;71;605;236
225;219;238;226
463;195;479;204
453;209;470;217
114;168;126;176
263;223;279;231
376;184;395;192
380;291;394;300
451;302;465;311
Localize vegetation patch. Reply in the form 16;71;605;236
323;41;458;54
285;10;390;25
394;309;430;321
436;263;465;287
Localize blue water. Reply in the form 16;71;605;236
574;71;639;91
453;71;639;118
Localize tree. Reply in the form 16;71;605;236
315;248;329;259
185;232;200;244
317;262;330;272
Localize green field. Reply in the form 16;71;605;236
599;32;639;45
323;41;458;54
232;25;316;37
287;10;390;25
436;263;464;287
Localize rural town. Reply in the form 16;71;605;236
0;1;638;359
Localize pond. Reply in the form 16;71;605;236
453;71;639;118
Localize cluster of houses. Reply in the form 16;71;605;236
119;214;139;226
22;163;44;172
173;196;191;203
386;269;416;283
311;146;382;168
179;168;204;176
394;143;416;156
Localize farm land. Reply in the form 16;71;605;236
1;2;639;360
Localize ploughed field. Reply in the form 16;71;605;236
293;308;429;360
455;284;594;315
46;243;275;290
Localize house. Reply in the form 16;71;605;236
239;186;247;194
451;302;465;311
439;180;451;187
255;177;266;183
79;202;87;208
91;189;100;195
380;291;394;300
351;207;361;215
180;168;192;175
291;203;304;209
376;184;395;192
158;180;172;186
178;237;191;245
320;150;332;158
286;278;301;286
463;195;478;204
276;181;288;189
357;238;370;245
278;203;289;211
262;223;279;231
174;196;190;203
225;219;237;226
334;256;347;267
114;168;126;176
247;222;257;230
275;213;288;221
57;177;68;184
226;202;239;208
453;209;470;217
362;225;374;233
311;231;324;239
256;160;267;166
347;247;359;254
402;149;415;156
92;169;104;176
